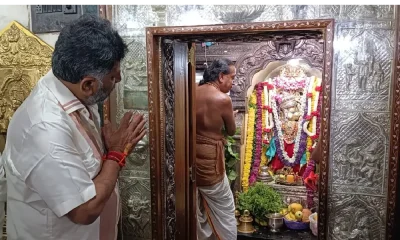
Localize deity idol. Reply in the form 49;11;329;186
242;63;322;190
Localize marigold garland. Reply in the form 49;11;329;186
242;92;256;192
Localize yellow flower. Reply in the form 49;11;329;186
242;103;256;191
250;92;257;105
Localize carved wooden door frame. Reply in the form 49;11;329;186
145;19;334;240
389;5;400;239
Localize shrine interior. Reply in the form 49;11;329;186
194;36;323;238
1;4;400;240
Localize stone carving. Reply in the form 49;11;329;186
328;194;385;240
231;38;324;99
331;112;387;195
0;21;53;133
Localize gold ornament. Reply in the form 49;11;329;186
0;21;53;133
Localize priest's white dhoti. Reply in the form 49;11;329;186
197;175;237;240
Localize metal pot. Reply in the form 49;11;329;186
266;213;284;232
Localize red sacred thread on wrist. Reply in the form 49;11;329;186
102;151;127;168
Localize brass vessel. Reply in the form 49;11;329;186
235;210;241;226
257;165;274;183
237;210;256;233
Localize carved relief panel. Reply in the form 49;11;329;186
330;112;389;196
112;5;159;240
334;21;394;112
0;21;53;134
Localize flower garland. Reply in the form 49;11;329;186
271;79;309;165
305;77;322;163
273;76;307;91
249;84;264;185
262;80;274;144
260;86;268;168
303;77;322;139
242;93;257;192
305;78;316;163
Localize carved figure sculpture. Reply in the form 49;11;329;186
344;63;356;91
359;141;381;186
371;62;384;92
354;40;374;91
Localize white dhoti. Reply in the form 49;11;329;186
197;175;237;240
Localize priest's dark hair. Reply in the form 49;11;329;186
52;14;127;84
199;58;234;86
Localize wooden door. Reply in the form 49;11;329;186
173;41;197;240
188;42;197;240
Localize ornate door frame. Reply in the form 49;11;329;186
389;5;400;239
145;19;334;240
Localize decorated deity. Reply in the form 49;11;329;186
242;64;322;191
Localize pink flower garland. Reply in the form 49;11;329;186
249;84;264;185
273;77;306;91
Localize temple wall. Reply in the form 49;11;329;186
113;5;395;240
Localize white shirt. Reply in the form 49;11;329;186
2;70;107;240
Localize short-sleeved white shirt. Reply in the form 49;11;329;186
2;70;108;240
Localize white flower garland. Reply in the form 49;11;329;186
263;79;274;134
302;77;322;137
271;79;310;164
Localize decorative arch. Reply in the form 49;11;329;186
231;39;324;101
